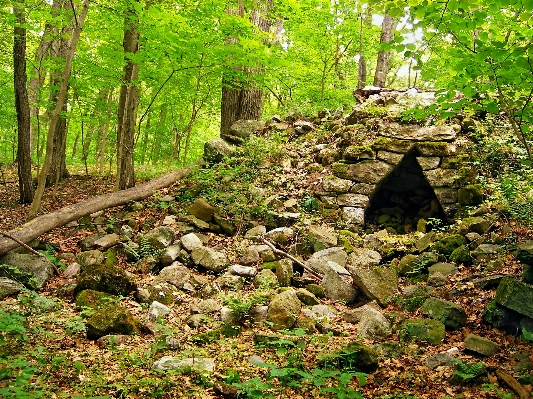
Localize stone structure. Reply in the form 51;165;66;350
319;122;479;230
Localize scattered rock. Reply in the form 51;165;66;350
267;290;302;330
420;297;467;330
148;301;171;321
358;309;391;340
188;198;216;222
399;318;446;344
143;226;175;249
0;252;55;289
322;268;357;304
494;277;533;319
0;277;23;299
152;356;216;373
350;266;398;306
74;264;136;297
191;247;228;273
86;303;142;339
464;334;499;356
276;259;293;287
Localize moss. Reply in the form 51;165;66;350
85;303;141;340
75;289;119;310
449;245;472;265
260;261;277;271
332;162;349;179
191;324;241;344
415;142;451;156
458;185;484;206
74;263;135;297
432;234;468;256
305;284;325;298
399;318;446;344
344;145;375;161
371;137;414;153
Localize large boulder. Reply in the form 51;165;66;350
0;252;55;289
222;120;265;144
74;264;136;297
153;263;191;289
307;225;337;252
203;137;236;163
143;227;175;249
347;248;381;268
86;303;142;339
420;297;467;330
187;198;216;222
494;277;533;319
350;266;398;306
358;309;391;340
267;289;302;330
399;318;446;344
322;266;357;304
191;247;228;273
306;247;347;275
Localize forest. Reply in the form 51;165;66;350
1;1;533;399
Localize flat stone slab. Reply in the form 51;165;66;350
381;123;459;142
464;334;499;357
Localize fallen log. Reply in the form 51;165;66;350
495;368;531;399
0;167;190;255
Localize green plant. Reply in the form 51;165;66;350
220;290;271;323
38;244;66;271
482;383;514;399
301;195;319;212
452;360;485;384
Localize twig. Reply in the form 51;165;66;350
259;236;322;279
495;368;531;399
0;231;59;275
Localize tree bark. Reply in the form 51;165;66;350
28;0;91;219
373;14;396;88
13;6;34;204
0;167;190;255
116;0;141;191
220;2;272;137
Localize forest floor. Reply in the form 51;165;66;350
1;144;533;399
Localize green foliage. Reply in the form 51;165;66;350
221;290;271;323
37;244;66;271
452;360;485;384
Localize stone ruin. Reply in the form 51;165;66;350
318;122;483;233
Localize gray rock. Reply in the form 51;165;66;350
403;285;435;299
267;290;302;330
517;240;533;265
143;227;175;249
191;298;220;314
180;215;210;230
74;250;105;268
307;247;348;275
434;188;458;204
382;123;458;141
94;234;121;250
181;233;203;252
337;194;370;207
0;277;23;299
264;227;293;246
63;262;81;279
187;198;216;222
350;266;398;306
341;207;365;225
358;309;391;340
159;244;182;266
423;168;458;187
191;247;228;273
472;275;505;290
307;226;337;252
416;157;441;170
296;288;320;306
428;262;459;276
322;176;353;193
153;263;190;289
348;248;381;268
240;247;260;265
322;269;357;304
311;304;337;319
464;334;499;356
276;259;293;287
426;352;458;369
148;301;171;321
341;301;381;324
250;305;269;324
427;272;447;287
223;120;265;143
213;213;237;236
462;217;491;234
420;297;467;330
203;137;236;163
472;244;500;256
78;233;103;251
187;314;211;328
215;274;244;291
333;160;394;184
229;265;256;278
152;356;216;373
252;245;277;262
220;307;239;325
244;225;267;240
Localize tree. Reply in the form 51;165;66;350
13;4;33;204
373;14;396;87
116;0;143;191
28;0;91;219
220;1;273;137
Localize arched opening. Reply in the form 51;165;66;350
364;149;447;233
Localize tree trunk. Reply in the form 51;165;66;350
373;14;396;88
220;2;272;137
116;0;142;191
0;167;190;255
13;6;34;204
28;0;91;219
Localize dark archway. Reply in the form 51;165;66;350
365;149;447;233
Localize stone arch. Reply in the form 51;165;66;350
320;123;478;232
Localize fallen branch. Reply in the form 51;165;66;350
0;230;60;275
0;167;190;255
495;368;531;399
259;236;322;280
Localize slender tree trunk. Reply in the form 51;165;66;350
357;12;367;89
373;14;396;87
98;88;114;173
28;0;91;219
13;6;34;204
116;0;141;191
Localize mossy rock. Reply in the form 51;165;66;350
415;142;452;156
191;324;241;344
306;284;325;298
260;261;278;271
399;318;446;344
458;185;484;206
74;263;136;297
420;297;467;330
75;289;119;310
344;145;375;162
449;245;472;265
86;303;142;340
317;341;378;373
371;137;414;153
432;234;467;257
